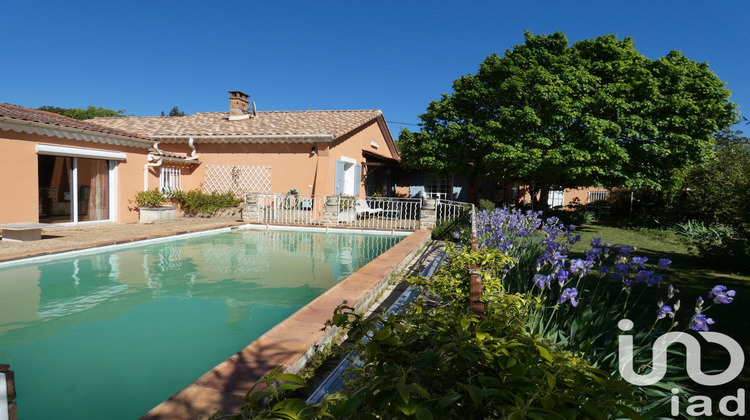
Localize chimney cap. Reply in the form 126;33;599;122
228;90;250;99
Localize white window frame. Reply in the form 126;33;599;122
588;190;608;203
548;190;565;209
424;173;453;200
159;167;182;193
35;146;119;224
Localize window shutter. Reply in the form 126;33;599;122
354;164;362;196
334;160;345;195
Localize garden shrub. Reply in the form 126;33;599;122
169;189;241;217
430;213;471;244
674;220;750;272
132;188;167;208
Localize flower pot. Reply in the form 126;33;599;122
139;206;176;224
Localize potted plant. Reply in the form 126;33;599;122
133;189;175;223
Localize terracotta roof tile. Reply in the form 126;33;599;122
92;110;383;141
0;103;151;140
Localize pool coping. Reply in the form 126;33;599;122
138;229;432;419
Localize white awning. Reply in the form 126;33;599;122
35;144;127;160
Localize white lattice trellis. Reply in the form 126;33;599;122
203;165;271;196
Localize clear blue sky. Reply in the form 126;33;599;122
3;0;749;136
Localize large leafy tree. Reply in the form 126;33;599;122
38;105;127;120
399;32;738;207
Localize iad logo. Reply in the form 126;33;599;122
617;319;746;417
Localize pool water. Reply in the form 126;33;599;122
0;229;402;419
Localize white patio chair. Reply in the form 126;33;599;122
355;199;383;218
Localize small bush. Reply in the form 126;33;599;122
170;189;241;217
674;220;750;272
132;189;167;208
546;208;595;226
477;198;496;212
431;212;471;245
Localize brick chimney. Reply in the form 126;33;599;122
228;90;250;120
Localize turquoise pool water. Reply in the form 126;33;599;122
0;229;403;420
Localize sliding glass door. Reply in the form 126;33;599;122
38;155;112;224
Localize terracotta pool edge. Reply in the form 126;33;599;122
0;221;248;263
139;229;432;420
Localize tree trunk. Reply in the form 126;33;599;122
538;186;550;212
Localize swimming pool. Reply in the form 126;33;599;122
0;228;403;419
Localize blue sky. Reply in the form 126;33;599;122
3;1;749;136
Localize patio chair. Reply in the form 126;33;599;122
355;199;383;218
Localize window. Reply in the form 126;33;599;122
160;167;182;193
548;190;565;209
424;174;453;199
38;155;113;223
588;190;608;203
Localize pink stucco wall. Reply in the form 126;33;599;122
0;130;152;224
172;118;397;198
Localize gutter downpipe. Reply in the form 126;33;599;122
143;142;164;191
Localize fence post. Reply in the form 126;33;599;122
242;193;260;222
1;364;16;420
419;198;437;230
322;196;339;226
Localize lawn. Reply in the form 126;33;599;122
570;222;750;401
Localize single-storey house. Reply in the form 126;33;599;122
0;91;400;225
0;103;155;225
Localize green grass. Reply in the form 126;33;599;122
570;222;750;401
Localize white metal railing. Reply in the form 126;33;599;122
246;194;472;231
338;196;422;230
255;193;326;226
436;198;474;225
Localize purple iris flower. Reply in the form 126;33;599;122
657;305;674;319
615;263;629;274
708;285;735;304
630;256;648;270
569;258;592;276
668;284;679;298
534;274;551;289
453;231;460;240
600;265;610;277
647;274;664;287
635;270;653;283
690;314;715;331
558;288;579;307
557;269;570;286
591;237;602;247
657;258;672;269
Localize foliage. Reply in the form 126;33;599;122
472;208;742;416
38;105;127;120
477;198;496;212
132;189;168;208
430;213;471;245
545;208;595;227
166;106;186;116
169;189;241;217
398;31;737;208
673;220;750;272
681;130;750;226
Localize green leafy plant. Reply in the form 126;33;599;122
132;189;167;208
478;198;496;212
170;189;241;217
